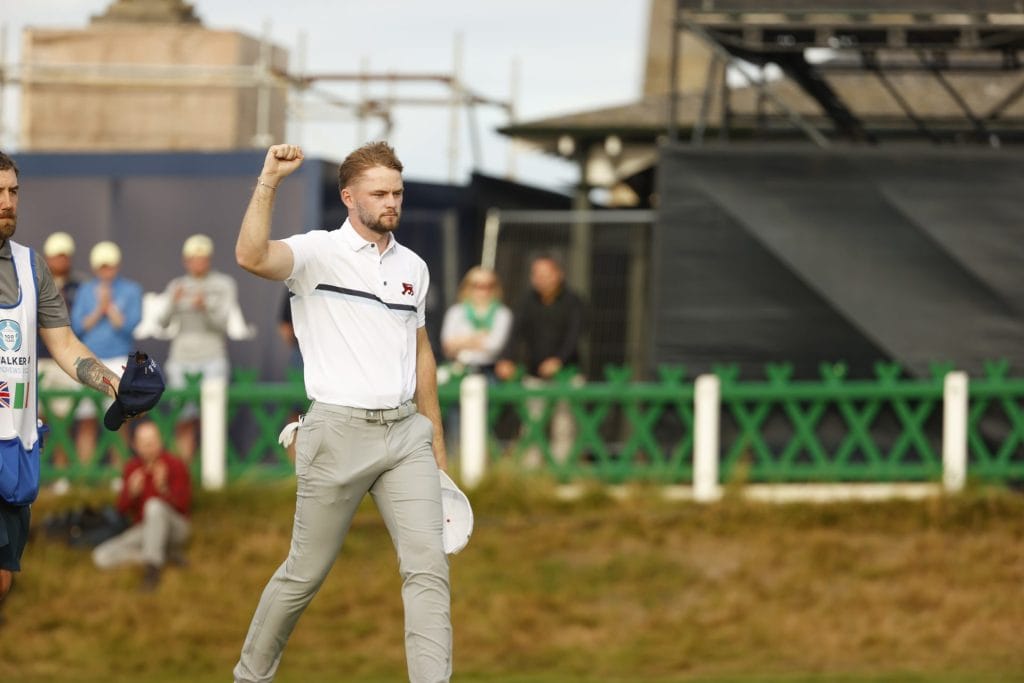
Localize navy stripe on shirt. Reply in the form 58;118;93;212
315;284;417;313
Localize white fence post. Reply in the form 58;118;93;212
942;370;969;494
693;374;722;502
200;376;228;491
460;374;488;489
480;209;501;270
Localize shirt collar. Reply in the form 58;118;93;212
0;240;11;260
339;219;398;256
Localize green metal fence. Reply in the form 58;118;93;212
966;359;1024;480
482;366;695;484
39;376;201;484
35;362;1024;487
447;362;1024;485
223;370;307;480
717;362;947;483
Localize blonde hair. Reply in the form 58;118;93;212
337;141;403;190
457;266;503;302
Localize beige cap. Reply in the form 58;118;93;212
43;232;75;258
182;233;213;259
89;241;122;269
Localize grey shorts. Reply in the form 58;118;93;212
0;499;31;572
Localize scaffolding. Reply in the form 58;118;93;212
0;25;516;182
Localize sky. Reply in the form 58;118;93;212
0;0;651;193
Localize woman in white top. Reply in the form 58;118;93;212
440;266;512;380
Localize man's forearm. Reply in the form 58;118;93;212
235;183;277;274
416;392;447;470
42;326;120;397
107;304;125;330
75;357;119;398
82;308;104;331
415;343;448;471
236;145;304;281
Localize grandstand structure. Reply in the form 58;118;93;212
496;1;1024;379
502;0;1024;206
669;1;1024;139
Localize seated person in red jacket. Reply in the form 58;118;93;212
92;419;191;591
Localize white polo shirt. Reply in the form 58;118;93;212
283;220;429;409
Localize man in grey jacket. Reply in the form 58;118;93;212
157;233;240;463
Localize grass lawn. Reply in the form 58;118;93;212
3;466;1024;682
15;674;1024;683
22;675;1024;683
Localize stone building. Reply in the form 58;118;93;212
19;0;287;151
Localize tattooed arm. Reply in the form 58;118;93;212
73;357;120;396
39;325;120;398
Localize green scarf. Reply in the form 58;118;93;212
463;301;499;330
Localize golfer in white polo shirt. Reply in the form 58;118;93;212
233;142;451;683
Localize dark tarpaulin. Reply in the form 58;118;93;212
652;144;1024;378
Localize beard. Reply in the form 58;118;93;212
0;212;15;242
355;201;400;235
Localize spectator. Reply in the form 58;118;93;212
495;255;586;464
440;266;512;381
70;241;143;466
92;419;191;592
157;234;240;463
37;232;85;473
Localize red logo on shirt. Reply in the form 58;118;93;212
402;282;414;295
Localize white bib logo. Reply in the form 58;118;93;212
0;319;23;353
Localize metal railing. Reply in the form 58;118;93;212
38;380;199;484
717;362;945;483
35;362;1024;498
452;362;1024;495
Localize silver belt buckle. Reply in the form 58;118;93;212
364;409;383;423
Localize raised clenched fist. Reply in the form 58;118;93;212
260;144;305;184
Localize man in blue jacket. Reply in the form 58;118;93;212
70;240;143;465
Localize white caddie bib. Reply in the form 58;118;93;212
0;241;38;449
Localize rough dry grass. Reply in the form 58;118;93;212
2;465;1024;683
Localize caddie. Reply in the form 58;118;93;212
0;151;162;611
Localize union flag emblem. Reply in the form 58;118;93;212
0;380;27;409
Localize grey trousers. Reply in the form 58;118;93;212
92;497;190;569
234;402;451;683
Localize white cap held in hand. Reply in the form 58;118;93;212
439;470;473;555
